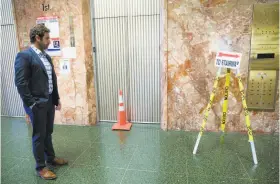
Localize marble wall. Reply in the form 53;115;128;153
13;0;96;125
13;0;278;132
163;0;279;132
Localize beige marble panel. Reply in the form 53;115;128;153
13;0;96;125
164;0;279;132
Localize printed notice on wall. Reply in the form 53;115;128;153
59;59;71;74
62;47;76;58
36;16;61;56
215;51;242;69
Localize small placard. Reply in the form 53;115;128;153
59;59;70;74
215;51;242;69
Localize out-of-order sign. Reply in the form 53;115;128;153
215;51;242;69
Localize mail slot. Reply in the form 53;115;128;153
257;53;274;59
247;3;279;110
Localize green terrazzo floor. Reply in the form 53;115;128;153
1;117;279;184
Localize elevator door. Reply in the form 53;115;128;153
91;0;161;123
1;0;25;117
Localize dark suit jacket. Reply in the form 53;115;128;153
14;47;60;107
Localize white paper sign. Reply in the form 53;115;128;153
36;16;61;56
62;47;76;58
215;51;242;69
59;59;70;74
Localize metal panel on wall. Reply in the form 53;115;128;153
128;15;160;122
1;0;15;25
94;17;128;121
1;0;25;116
247;3;279;110
91;0;161;123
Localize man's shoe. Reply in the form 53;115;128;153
36;167;57;180
48;157;68;166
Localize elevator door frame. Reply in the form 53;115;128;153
89;0;162;124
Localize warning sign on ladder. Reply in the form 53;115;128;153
215;51;242;69
193;51;258;165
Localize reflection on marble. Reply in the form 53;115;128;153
161;0;169;130
163;0;279;132
82;0;97;123
13;0;96;125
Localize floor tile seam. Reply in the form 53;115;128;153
251;179;279;182
237;154;253;183
57;133;102;178
89;144;177;149
129;153;189;160
55;139;93;146
89;134;107;147
56;145;91;179
1;135;98;143
1;154;31;159
188;177;253;183
71;163;188;175
1;156;30;160
54;138;95;144
83;132;102;150
1;134;30;138
91;142;138;147
87;145;189;155
186;147;189;184
92;141;192;148
72;163;127;170
187;173;251;179
2;139;18;146
126;168;189;176
119;145;138;184
2;158;26;178
70;163;187;175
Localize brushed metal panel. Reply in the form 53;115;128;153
127;15;161;123
91;0;161;123
252;3;279;28
250;3;279;70
249;58;279;70
246;70;277;110
94;18;128;121
247;3;279;110
1;0;15;25
93;0;160;19
1;0;25;117
1;26;25;116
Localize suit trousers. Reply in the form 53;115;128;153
24;94;56;171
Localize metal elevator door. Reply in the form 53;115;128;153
90;0;161;123
1;0;25;117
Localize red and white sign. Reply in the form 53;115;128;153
215;51;242;69
36;16;61;56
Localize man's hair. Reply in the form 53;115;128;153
29;24;50;43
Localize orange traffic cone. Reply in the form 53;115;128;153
112;90;132;131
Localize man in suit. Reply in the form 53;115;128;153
14;24;68;180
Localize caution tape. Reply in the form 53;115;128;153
199;75;219;136
237;74;254;142
220;69;231;132
194;68;257;164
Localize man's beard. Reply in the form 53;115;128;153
38;41;47;51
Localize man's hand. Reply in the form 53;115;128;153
56;100;62;111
